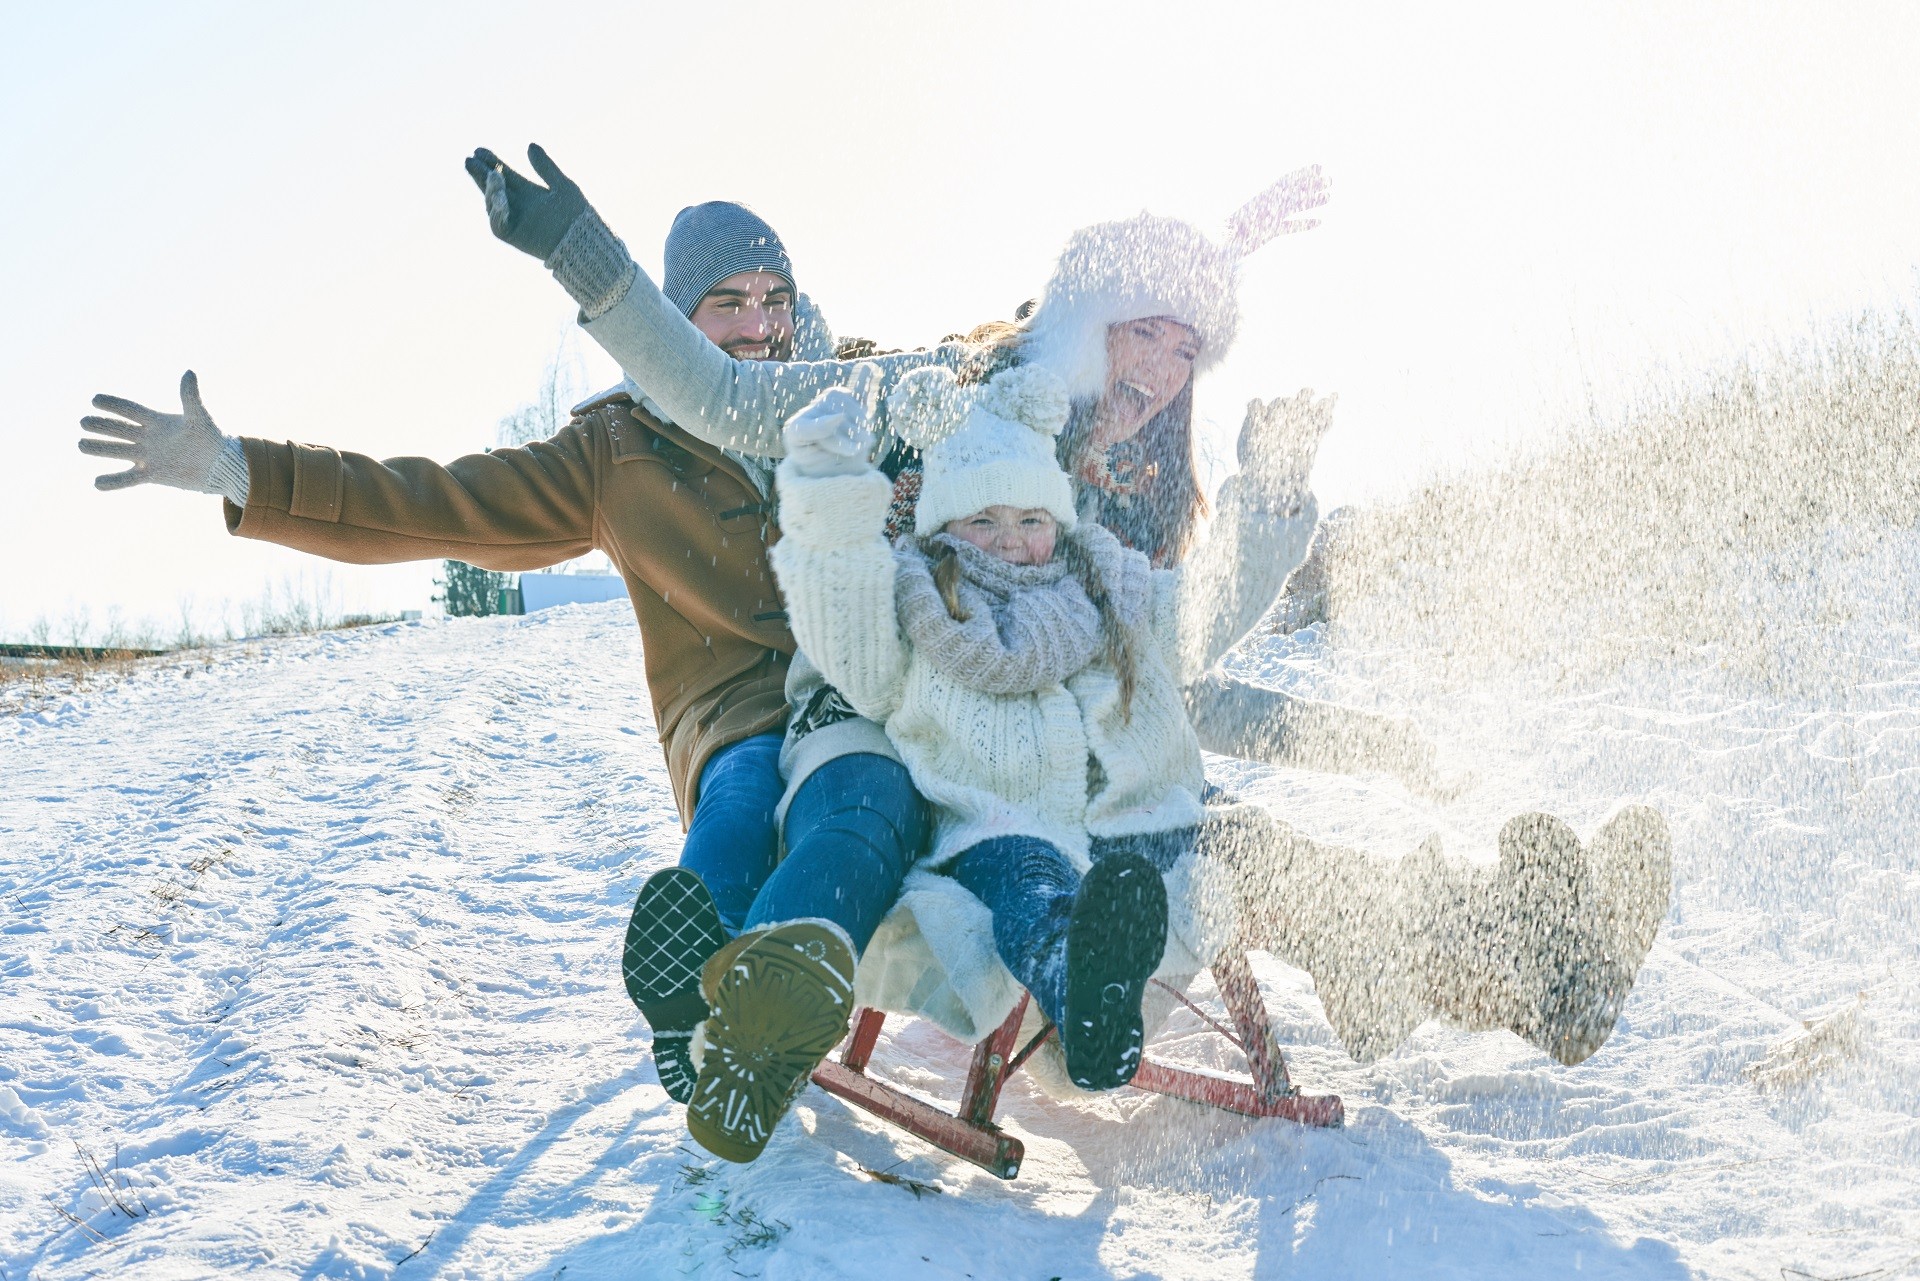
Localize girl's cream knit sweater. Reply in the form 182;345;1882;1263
770;462;1318;872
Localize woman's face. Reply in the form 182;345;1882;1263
945;506;1059;565
1098;317;1200;442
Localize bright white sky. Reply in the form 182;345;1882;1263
5;1;1919;642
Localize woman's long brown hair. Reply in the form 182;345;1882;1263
1056;385;1208;568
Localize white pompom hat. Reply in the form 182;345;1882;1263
886;365;1077;535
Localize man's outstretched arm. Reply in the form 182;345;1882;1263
80;373;598;570
466;144;967;458
81;371;252;504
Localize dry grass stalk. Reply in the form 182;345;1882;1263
1317;307;1920;694
1745;994;1871;1093
77;1142;150;1221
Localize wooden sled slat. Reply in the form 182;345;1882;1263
1215;948;1294;1102
811;1057;1026;1179
808;950;1342;1181
1127;949;1343;1126
1130;1060;1344;1125
811;999;1029;1179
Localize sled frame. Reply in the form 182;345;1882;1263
809;948;1343;1181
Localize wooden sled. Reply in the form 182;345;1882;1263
809;948;1344;1180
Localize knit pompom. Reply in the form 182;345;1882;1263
885;367;976;452
977;365;1071;438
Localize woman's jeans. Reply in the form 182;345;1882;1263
948;830;1195;1028
678;736;929;954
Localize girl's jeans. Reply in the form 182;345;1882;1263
947;829;1193;1027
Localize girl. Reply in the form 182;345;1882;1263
677;359;1325;1162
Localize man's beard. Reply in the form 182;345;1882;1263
720;331;794;362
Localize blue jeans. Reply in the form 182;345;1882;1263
745;753;929;954
948;836;1079;1027
677;733;786;934
949;828;1198;1027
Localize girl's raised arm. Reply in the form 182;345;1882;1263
767;387;913;720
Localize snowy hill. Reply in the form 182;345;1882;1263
3;592;1917;1280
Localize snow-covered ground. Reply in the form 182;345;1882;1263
3;575;1917;1279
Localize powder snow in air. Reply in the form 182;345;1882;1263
3;315;1919;1278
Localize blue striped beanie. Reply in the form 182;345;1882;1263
661;201;795;317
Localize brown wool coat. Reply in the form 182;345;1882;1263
224;393;794;824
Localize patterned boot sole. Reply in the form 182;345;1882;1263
1061;852;1168;1090
623;868;728;1104
700;926;774;1007
652;1032;697;1105
687;921;855;1164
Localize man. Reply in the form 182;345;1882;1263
76;194;931;1122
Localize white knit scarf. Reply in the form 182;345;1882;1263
894;534;1102;694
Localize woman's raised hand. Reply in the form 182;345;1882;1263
1225;164;1331;255
79;371;242;496
465;144;635;320
1236;389;1337;502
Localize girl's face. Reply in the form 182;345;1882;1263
1098;317;1200;442
945;506;1058;565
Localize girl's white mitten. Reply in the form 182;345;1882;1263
782;372;880;479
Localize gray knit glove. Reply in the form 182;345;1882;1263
465;144;636;320
1236;389;1337;511
80;371;250;505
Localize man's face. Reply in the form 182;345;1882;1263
688;270;796;361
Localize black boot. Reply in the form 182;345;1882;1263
622;868;728;1103
1059;851;1169;1090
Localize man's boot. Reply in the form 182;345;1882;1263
622;868;729;1103
686;920;856;1163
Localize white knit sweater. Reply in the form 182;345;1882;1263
770;464;1319;872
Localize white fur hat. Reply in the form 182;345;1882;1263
1018;213;1239;402
886;365;1077;535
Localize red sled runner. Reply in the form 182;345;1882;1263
809;947;1343;1180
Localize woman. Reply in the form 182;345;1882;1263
891;211;1672;1074
473;146;1670;1085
